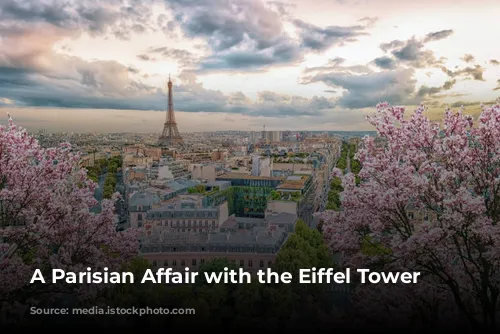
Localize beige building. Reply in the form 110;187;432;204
189;164;217;182
128;193;229;232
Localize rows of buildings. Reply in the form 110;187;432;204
72;79;346;273
120;139;340;272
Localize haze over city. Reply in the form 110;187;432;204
0;0;499;132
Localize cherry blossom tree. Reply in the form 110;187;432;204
0;116;138;306
318;102;500;330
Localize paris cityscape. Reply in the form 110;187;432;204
1;0;500;331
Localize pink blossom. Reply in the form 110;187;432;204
318;102;500;329
0;117;138;303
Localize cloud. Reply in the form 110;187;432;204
387;38;444;68
304;60;418;109
377;31;484;85
292;19;369;52
441;65;485;81
494;80;500;91
0;0;495;123
416;79;456;97
490;59;500;66
304;57;371;74
197;41;302;71
137;54;154;61
137;46;197;66
267;1;296;18
461;54;475;63
302;48;460;109
378;30;453;69
0;0;155;40
0;0;345;117
165;0;374;71
358;16;379;27
422;29;454;43
372;56;397;69
0;24;333;117
0;97;15;106
166;0;303;71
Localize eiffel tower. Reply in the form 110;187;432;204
158;76;183;146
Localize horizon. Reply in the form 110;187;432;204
0;0;499;133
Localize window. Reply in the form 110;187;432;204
164;260;168;266
268;261;272;267
240;260;244;267
201;259;205;264
248;260;253;267
192;259;196;266
152;260;157;267
181;260;185;266
173;260;177;266
408;212;414;219
260;260;264;268
138;214;142;220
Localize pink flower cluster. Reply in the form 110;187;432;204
318;102;500;327
0;117;138;302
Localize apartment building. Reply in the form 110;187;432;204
140;212;298;274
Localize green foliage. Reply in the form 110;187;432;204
290;191;301;202
196;258;239;286
325;141;362;210
336;157;347;170
270;190;280;200
275;220;332;273
98;156;122;199
351;159;361;174
188;184;207;194
326;176;343;211
269;190;302;202
292;152;309;158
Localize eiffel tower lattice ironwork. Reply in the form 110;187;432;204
158;76;183;146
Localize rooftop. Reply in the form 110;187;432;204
139;212;297;253
129;192;161;206
140;227;288;252
165;179;199;191
276;175;310;190
217;173;283;181
149;199;218;212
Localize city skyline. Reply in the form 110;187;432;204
0;0;499;132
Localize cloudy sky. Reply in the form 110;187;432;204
0;0;499;133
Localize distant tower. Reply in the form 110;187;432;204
158;76;183;146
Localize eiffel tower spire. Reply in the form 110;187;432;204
158;76;183;146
